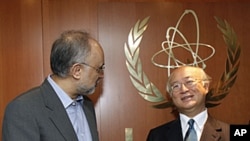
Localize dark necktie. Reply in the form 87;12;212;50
184;119;197;141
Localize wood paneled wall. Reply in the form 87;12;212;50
1;0;250;140
0;1;44;139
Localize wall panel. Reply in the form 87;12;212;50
0;0;43;139
1;0;250;141
42;0;99;76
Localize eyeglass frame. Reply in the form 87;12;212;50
170;78;209;93
79;62;105;74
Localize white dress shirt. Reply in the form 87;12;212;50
180;109;208;141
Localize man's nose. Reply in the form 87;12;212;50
179;83;189;92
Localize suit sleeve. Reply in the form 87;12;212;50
146;130;154;141
2;99;40;141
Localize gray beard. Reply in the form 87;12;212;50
77;85;96;95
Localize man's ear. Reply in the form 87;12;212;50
203;82;210;93
70;64;82;79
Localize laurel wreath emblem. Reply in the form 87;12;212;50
124;16;240;109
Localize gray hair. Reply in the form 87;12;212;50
50;30;92;77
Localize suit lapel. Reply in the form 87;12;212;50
41;80;78;141
200;116;222;141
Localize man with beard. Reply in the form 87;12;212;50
146;66;229;141
2;30;104;141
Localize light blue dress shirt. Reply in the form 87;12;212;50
47;75;92;141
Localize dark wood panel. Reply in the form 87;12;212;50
42;0;99;76
99;0;249;2
0;0;43;139
1;0;250;141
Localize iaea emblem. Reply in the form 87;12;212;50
124;9;240;109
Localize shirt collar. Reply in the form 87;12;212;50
194;108;208;130
180;108;208;136
47;75;84;108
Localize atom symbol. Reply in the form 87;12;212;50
151;10;215;76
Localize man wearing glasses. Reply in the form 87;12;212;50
2;30;104;141
147;66;229;141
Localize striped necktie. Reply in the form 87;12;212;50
184;119;197;141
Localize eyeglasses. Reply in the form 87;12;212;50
80;62;105;74
170;79;205;92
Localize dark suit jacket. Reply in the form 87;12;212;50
146;115;229;141
2;79;99;141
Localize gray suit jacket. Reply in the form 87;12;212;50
2;79;99;141
146;115;229;141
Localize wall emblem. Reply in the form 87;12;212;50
124;10;240;109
